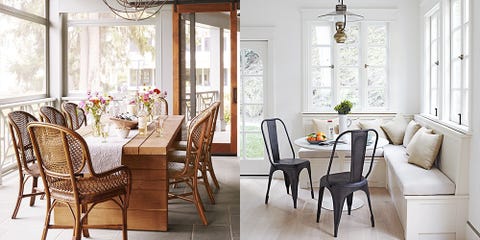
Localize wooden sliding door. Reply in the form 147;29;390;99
173;3;238;155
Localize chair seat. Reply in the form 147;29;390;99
273;158;310;167
50;173;128;203
168;162;196;179
320;172;367;188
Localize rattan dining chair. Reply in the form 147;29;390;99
7;111;45;219
157;97;168;115
61;102;87;130
39;106;68;127
316;129;379;237
168;109;212;225
169;102;220;204
27;122;132;240
261;118;315;208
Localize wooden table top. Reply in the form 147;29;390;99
77;115;185;156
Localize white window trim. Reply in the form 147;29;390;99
421;0;471;134
301;9;397;113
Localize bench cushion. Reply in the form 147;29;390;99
383;145;455;195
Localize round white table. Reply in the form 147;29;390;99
294;135;388;211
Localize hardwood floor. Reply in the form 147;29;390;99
0;157;239;240
240;177;404;240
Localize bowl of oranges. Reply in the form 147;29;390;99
306;132;327;144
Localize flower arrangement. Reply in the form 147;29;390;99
137;86;167;115
79;91;113;136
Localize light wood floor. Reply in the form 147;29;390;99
240;177;404;240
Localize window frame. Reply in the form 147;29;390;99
303;20;390;112
421;0;471;132
0;2;49;104
424;4;442;119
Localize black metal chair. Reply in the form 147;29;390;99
316;129;379;237
261;118;314;208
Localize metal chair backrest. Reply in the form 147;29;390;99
8;111;38;171
39;106;67;127
261;118;295;164
61;102;87;130
326;129;379;183
27;122;95;200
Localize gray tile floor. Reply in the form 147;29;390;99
0;156;239;240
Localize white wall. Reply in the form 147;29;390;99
469;0;480;236
241;0;421;140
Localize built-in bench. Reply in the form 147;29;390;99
298;113;470;239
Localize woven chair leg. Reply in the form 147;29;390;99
82;204;90;238
207;155;220;189
29;176;38;206
11;174;25;219
192;178;208;225
73;205;82;240
41;199;53;240
201;168;216;204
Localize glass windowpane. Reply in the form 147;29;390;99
242;77;263;103
312;25;331;45
431;66;438;89
339;88;359;107
430;89;437;114
452;0;462;28
452;29;462;57
430;15;438;39
344;24;360;44
245;133;264;158
450;90;461;120
338;68;359;87
1;0;44;17
367;47;387;66
312;67;332;87
312;88;331;110
241;48;263;75
368;25;386;45
0;13;46;99
312;47;331;66
367;89;385;108
367;67;386;87
338;46;359;66
451;60;461;89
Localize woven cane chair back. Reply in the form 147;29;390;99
62;102;87;130
8;111;38;170
40;106;67;127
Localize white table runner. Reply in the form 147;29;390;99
83;129;138;173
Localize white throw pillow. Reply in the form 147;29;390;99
406;128;443;170
403;120;421;147
358;119;388;140
380;115;408;145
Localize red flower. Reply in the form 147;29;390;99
153;88;161;94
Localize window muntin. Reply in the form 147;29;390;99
449;0;470;126
306;21;389;112
0;9;47;101
67;18;155;95
426;10;440;117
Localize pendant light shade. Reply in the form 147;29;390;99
318;0;364;43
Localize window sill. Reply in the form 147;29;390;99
418;114;471;135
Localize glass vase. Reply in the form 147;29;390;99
91;114;102;137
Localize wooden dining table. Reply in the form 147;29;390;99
53;115;185;231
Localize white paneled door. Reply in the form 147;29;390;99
239;40;270;174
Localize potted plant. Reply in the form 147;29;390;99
334;100;353;134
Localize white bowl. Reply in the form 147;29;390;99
116;128;131;138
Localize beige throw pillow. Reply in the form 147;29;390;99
406;128;443;170
380;115;408;145
358;119;388;140
403;120;421;147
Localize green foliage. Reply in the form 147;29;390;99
334;100;353;114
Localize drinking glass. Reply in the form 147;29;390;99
100;123;110;143
155;115;166;137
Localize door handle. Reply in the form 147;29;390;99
233;87;237;104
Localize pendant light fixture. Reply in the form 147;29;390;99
102;0;169;21
318;0;364;43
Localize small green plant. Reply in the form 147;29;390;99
334;100;353;114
